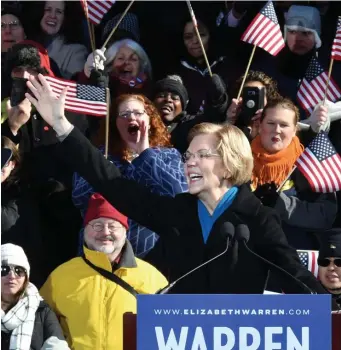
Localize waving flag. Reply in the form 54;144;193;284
297;250;319;278
45;76;107;117
331;16;341;60
295;132;341;193
81;0;115;25
297;57;341;114
241;1;285;56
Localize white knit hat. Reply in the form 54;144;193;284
1;244;30;277
284;5;322;49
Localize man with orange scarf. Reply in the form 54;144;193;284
251;98;337;250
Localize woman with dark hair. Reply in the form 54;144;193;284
1;137;47;288
171;13;240;115
1;243;69;349
1;6;26;54
73;94;187;260
28;1;88;79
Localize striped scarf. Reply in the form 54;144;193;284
1;283;42;350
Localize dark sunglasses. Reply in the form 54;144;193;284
1;265;27;277
317;258;341;267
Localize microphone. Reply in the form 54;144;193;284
156;222;235;294
236;224;316;295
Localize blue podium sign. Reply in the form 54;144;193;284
137;294;331;350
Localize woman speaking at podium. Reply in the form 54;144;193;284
25;74;333;300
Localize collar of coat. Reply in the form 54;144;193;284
83;240;137;273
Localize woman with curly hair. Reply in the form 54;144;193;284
72;94;188;262
226;70;281;140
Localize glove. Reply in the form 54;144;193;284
253;182;279;208
84;48;107;78
89;69;109;88
206;74;227;104
309;102;330;133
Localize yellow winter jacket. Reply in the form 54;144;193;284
40;243;168;350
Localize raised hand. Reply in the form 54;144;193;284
84;48;107;78
226;97;242;124
126;119;150;155
25;74;72;135
6;98;32;135
310;104;328;133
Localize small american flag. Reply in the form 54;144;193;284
45;76;107;117
331;16;341;61
81;0;115;25
296;132;341;193
241;1;285;56
297;250;319;278
297;57;341;114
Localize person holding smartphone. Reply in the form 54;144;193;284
226;71;281;141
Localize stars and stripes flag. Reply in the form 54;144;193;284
297;250;319;278
295;132;341;193
45;76;107;117
331;16;341;60
241;1;285;56
296;57;341;114
81;0;115;25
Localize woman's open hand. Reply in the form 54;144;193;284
25;74;72;135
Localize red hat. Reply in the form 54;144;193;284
84;193;129;229
18;40;55;77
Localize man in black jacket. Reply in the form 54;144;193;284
1;42;88;272
318;229;341;310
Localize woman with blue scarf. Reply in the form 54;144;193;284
24;74;332;297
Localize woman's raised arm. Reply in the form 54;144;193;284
25;74;179;234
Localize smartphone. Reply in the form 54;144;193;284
10;77;28;107
238;86;265;126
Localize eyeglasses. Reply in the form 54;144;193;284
88;222;124;233
118;110;145;119
156;92;181;101
1;21;22;30
182;149;221;163
1;265;27;278
318;258;341;267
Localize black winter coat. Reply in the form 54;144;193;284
1;109;89;188
1;182;47;288
1;301;67;350
57;127;331;297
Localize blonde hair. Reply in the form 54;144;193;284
188;123;254;186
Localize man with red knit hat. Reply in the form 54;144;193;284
40;193;167;350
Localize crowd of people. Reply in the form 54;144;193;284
1;1;341;349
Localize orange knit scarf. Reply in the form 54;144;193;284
251;135;304;189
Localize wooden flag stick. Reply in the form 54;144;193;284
276;166;297;193
322;58;334;105
237;44;257;100
90;23;96;49
83;1;96;52
102;0;135;50
186;0;212;77
104;87;110;159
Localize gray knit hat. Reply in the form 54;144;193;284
102;12;140;43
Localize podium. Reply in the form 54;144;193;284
123;312;341;350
